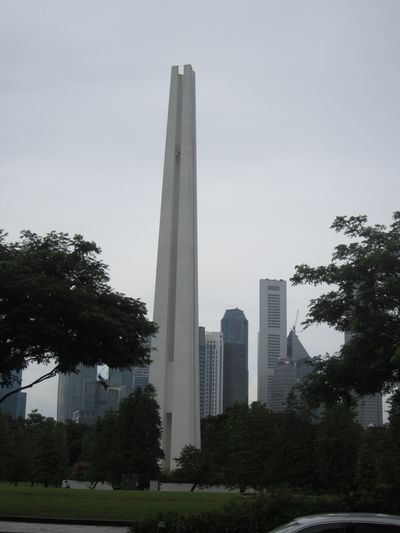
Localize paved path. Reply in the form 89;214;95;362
0;522;130;532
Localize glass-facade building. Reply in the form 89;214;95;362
0;370;26;419
221;308;248;410
201;332;224;417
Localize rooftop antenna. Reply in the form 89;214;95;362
293;310;299;333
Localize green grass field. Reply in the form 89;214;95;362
0;483;237;521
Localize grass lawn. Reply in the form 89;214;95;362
0;483;237;521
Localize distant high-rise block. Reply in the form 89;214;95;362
149;65;200;470
355;394;383;427
202;332;224;417
57;365;97;423
58;366;135;425
0;370;26;419
199;326;206;418
132;337;152;390
133;366;150;390
258;279;287;408
221;308;248;409
270;356;297;412
95;368;134;419
287;328;313;382
270;329;314;412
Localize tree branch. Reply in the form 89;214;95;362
0;365;60;405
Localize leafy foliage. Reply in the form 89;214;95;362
88;385;163;488
0;230;156;398
291;212;400;404
117;384;164;487
313;403;362;493
129;492;351;533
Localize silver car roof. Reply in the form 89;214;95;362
269;513;400;532
296;513;400;525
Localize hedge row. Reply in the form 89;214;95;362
129;488;400;533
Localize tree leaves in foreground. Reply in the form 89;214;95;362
0;230;157;399
291;212;400;405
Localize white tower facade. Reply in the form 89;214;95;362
204;332;224;417
257;279;287;407
150;65;200;470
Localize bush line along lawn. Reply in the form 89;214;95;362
0;483;237;521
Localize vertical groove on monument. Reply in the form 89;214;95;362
150;65;200;471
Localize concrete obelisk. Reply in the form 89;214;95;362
150;65;200;471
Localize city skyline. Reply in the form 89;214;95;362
1;1;399;417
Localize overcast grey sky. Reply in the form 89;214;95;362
1;1;399;418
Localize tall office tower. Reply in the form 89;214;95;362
287;327;313;382
57;365;97;423
202;332;224;417
270;356;297;412
221;308;248;409
198;326;206;418
94;367;134;419
258;279;287;408
355;395;383;427
0;370;26;419
108;368;134;391
132;337;152;390
149;65;200;470
344;332;383;427
133;366;150;390
270;329;313;413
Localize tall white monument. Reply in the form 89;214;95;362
150;65;200;470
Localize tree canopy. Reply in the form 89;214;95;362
0;230;157;400
88;384;163;488
291;212;400;405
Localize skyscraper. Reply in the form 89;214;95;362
149;65;200;470
57;365;97;423
58;366;135;424
287;327;313;382
0;370;26;419
133;366;150;390
199;326;206;418
221;308;248;409
202;332;224;417
95;368;134;419
258;279;287;408
270;356;297;412
270;329;313;413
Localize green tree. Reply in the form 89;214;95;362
273;406;316;489
313;403;362;493
26;411;67;487
174;445;208;491
355;428;379;493
291;212;400;405
64;420;91;468
0;413;12;480
8;424;31;485
53;423;69;484
199;413;230;486
383;390;400;488
223;403;278;491
0;230;156;402
31;421;57;487
87;411;122;487
117;384;163;488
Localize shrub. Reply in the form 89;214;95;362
129;490;346;533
